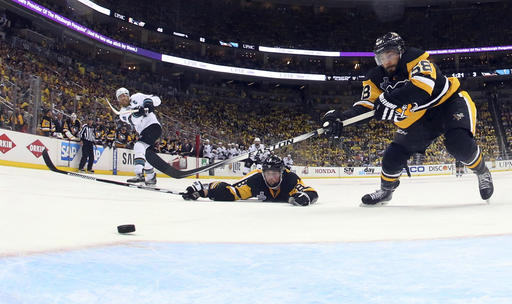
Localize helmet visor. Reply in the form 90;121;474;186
374;48;400;66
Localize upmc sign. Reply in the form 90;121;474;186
0;133;16;154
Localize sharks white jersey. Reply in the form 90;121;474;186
119;93;161;134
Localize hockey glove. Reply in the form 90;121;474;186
321;110;343;139
143;98;155;113
374;93;398;121
288;192;312;206
182;181;207;200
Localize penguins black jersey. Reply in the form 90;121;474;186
205;169;318;202
352;47;461;129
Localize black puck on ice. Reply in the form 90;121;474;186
117;224;136;234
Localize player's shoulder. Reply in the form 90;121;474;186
402;47;429;64
283;169;300;182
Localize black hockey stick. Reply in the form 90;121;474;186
42;149;185;195
146;110;375;179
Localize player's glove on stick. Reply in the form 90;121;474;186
374;93;399;121
182;181;207;200
143;98;155;113
288;192;312;206
321;110;344;139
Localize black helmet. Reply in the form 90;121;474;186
262;155;284;172
262;155;284;189
374;32;405;65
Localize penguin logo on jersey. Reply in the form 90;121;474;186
380;77;409;93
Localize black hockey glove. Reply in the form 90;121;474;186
288;192;312;206
374;93;399;121
143;98;155;113
321;110;343;139
182;181;207;200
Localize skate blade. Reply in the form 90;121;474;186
359;202;388;208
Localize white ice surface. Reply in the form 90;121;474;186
1;166;511;256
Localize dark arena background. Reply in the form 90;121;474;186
0;0;511;303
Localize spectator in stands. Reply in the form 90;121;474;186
39;108;55;136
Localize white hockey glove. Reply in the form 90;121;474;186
374;93;398;121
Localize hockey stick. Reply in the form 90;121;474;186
103;98;138;116
146;110;375;179
42;149;185;196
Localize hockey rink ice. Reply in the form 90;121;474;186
1;166;512;303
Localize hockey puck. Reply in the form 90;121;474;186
117;224;136;234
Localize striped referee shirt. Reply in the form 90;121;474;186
78;124;96;142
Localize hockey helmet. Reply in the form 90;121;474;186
262;155;284;189
116;87;130;100
254;137;261;143
374;32;405;66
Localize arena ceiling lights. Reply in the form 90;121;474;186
12;0;512;81
75;0;110;15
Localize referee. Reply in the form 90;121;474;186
78;117;96;173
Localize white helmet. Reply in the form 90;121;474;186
254;137;261;143
116;87;129;100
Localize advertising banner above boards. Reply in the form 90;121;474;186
1;129;511;178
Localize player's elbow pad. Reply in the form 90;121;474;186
207;182;238;201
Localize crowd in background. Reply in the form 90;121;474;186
0;2;510;167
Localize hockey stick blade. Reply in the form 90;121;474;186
42;149;185;195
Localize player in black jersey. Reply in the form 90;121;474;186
322;32;493;206
182;156;319;206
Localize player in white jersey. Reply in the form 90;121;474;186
202;139;213;161
116;87;162;185
243;137;266;175
283;154;294;170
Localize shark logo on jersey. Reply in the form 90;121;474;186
380;77;409;93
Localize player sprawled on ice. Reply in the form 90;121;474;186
116;87;162;186
182;155;318;206
321;32;494;207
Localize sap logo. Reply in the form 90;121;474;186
93;146;105;164
61;142;81;161
314;168;336;174
122;152;137;165
409;166;425;173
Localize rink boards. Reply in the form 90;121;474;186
1;128;511;178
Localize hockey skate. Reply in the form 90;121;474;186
476;167;493;201
127;173;144;183
145;174;157;186
360;189;394;207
